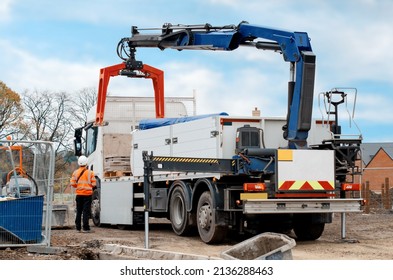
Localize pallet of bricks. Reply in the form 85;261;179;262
103;134;132;178
104;156;132;177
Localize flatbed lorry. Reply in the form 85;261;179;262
74;22;363;243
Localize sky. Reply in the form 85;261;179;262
0;0;392;143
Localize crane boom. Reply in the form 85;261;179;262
117;22;316;148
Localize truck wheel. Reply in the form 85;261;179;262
197;191;227;244
91;189;101;226
170;186;191;235
293;222;325;241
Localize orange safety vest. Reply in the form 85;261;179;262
70;167;96;196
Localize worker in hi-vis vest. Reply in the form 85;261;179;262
70;155;96;233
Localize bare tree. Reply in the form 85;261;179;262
72;87;97;128
14;88;98;178
21;90;74;151
21;90;75;177
0;81;24;138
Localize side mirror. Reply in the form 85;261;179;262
74;127;83;156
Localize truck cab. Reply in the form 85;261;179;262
75;96;195;178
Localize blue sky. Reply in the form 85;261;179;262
1;0;392;143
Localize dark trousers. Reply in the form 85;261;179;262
75;195;92;231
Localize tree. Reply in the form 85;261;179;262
21;90;75;177
13;88;98;179
72;87;97;128
61;87;98;169
22;90;74;150
0;81;24;139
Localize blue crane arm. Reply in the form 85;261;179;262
119;22;316;148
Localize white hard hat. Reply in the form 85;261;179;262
78;155;88;166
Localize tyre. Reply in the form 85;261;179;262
293;222;325;241
170;186;191;235
197;191;227;244
91;189;101;226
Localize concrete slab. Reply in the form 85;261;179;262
27;246;66;255
100;244;222;260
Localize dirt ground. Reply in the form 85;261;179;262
1;211;393;260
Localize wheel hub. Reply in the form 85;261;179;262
198;205;211;230
91;199;99;218
173;197;184;224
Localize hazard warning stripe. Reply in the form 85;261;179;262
318;181;336;191
153;156;220;164
278;180;335;191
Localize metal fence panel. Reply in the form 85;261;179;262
0;140;55;248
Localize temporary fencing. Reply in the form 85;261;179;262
0;140;55;248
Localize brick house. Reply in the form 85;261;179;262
360;143;393;192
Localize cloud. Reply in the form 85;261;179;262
6;0;177;26
0;40;100;94
314;22;393;86
161;60;290;116
207;0;241;7
0;0;14;21
356;94;393;123
206;0;393;86
1;0;392;142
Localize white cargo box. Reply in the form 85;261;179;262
131;115;332;177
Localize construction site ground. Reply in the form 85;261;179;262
1;210;393;260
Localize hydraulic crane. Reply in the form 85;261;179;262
116;22;316;149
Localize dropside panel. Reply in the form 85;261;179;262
171;116;221;158
131;125;171;176
132;116;222;176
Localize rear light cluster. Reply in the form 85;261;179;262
341;183;360;191
243;183;266;192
